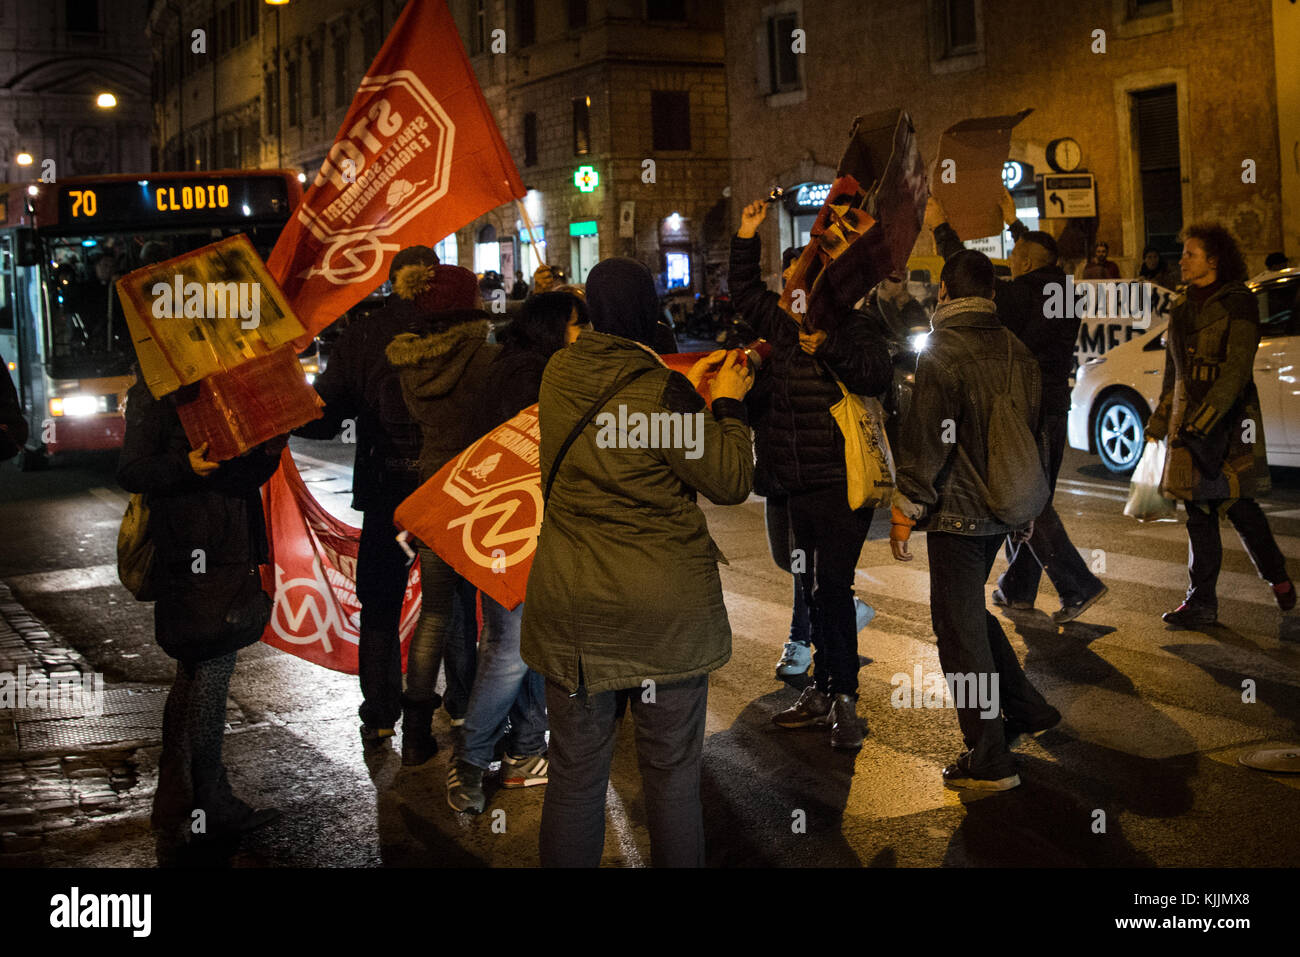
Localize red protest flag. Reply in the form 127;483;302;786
266;0;526;339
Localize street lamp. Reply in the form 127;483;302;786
96;92;117;109
16;152;33;166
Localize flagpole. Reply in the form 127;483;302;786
514;198;547;273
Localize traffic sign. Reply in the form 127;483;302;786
1041;172;1095;218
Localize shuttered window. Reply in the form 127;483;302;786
1133;85;1182;251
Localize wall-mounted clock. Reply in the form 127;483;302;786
1046;137;1082;173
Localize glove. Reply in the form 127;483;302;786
890;505;915;562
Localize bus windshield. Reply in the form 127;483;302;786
40;224;285;380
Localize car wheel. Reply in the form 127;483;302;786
1094;392;1147;474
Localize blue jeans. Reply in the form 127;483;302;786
460;594;547;768
409;547;479;719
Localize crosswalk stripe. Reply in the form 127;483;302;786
7;563;121;593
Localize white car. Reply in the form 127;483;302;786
1069;267;1300;473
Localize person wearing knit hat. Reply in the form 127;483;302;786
386;263;498;772
293;245;470;762
388;244;439;281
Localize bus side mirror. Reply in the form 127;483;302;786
13;228;37;267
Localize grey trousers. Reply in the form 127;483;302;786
539;673;708;868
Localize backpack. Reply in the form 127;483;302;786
117;493;157;601
960;329;1049;528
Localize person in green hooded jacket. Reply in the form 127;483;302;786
1145;223;1294;628
521;256;754;867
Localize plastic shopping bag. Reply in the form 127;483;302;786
1123;439;1177;522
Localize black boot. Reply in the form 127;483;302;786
401;694;438;767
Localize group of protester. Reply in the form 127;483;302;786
111;179;1294;865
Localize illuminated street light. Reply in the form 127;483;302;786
16;152;33;166
96;92;118;109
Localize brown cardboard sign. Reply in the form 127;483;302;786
115;234;306;399
932;109;1032;240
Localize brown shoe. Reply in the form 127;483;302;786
829;694;865;750
772;685;832;728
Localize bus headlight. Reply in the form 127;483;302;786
50;394;110;417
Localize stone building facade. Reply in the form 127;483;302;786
147;0;732;296
724;0;1296;280
0;0;152;185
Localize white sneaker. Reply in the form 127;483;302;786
775;640;812;677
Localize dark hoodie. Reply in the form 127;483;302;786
387;315;497;482
585;257;660;347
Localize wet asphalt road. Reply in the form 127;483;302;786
2;436;1299;868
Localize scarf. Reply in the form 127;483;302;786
931;296;997;329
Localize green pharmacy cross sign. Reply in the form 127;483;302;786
573;165;599;192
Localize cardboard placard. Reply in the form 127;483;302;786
115;234;306;399
931;109;1032;240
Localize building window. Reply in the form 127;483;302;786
573;97;590;156
309;47;323;117
646;0;687;20
471;0;487;54
523;112;538;167
287;60;301;127
928;0;983;73
333;34;349;108
1133;85;1182;252
765;13;801;94
436;234;459;267
264;72;279;135
651;91;690;150
246;0;259;40
943;0;978;55
362;18;381;64
476;224;501;275
568;0;588;29
515;0;536;48
66;0;99;32
1129;0;1172;15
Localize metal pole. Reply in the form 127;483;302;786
515;198;547;271
211;0;217;169
276;8;282;169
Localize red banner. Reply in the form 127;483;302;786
266;0;526;340
261;449;421;674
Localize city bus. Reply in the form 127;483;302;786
0;169;303;468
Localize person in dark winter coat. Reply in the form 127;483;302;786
293;244;455;754
889;249;1060;792
927;190;1107;624
730;199;893;750
387;264;496;768
522;256;754;867
118;377;283;861
435;290;588;815
1144;223;1294;628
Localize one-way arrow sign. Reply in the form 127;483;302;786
1041;173;1096;218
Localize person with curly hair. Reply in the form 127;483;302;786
1145;223;1294;628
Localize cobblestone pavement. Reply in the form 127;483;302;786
0;583;251;867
